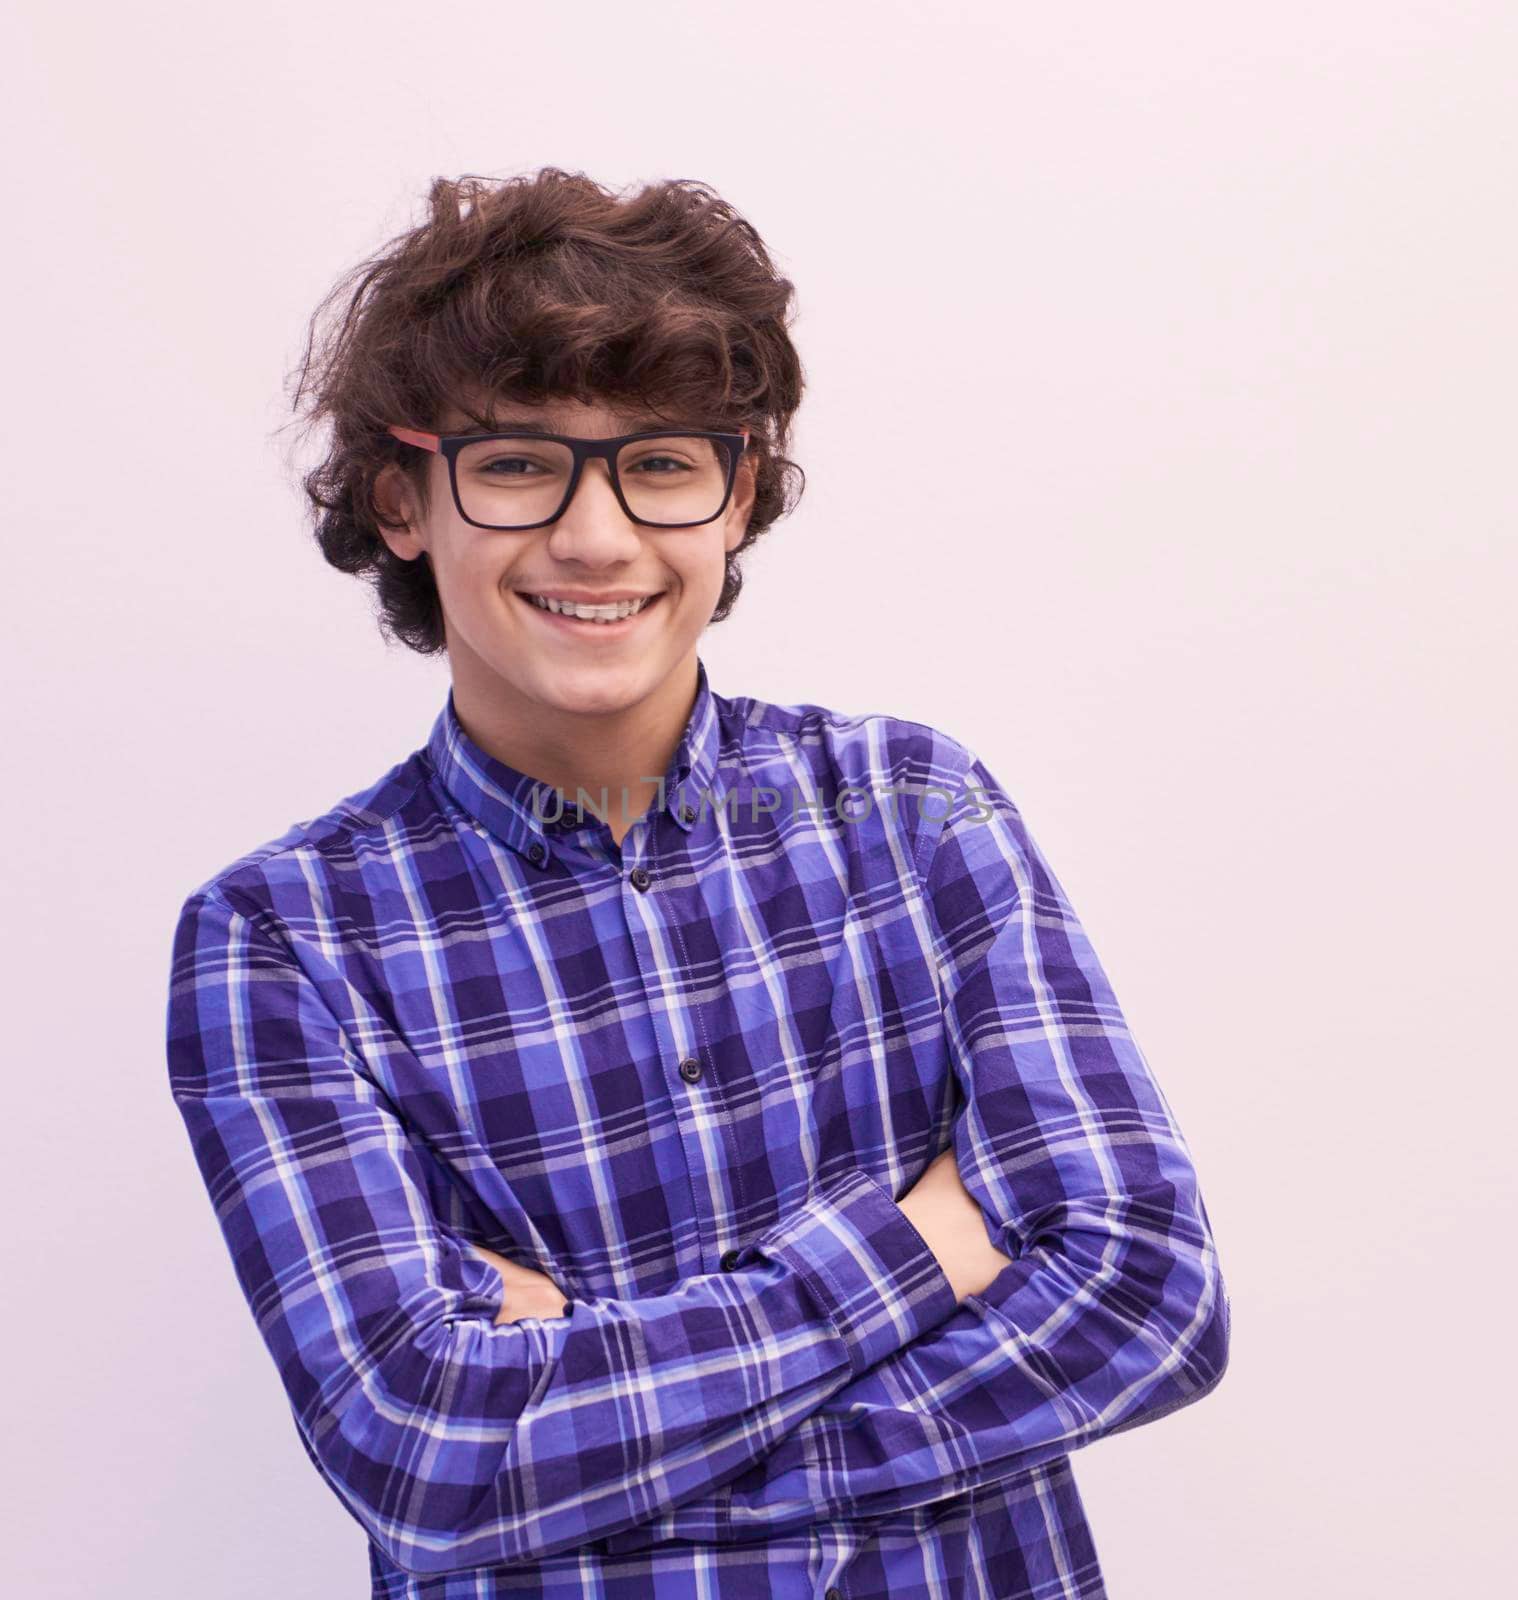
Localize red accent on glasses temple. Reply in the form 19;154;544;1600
387;426;441;451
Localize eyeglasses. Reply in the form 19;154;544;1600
386;424;752;531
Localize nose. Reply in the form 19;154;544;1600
544;456;644;564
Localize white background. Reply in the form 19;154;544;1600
3;2;1513;1593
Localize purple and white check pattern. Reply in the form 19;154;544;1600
166;656;1229;1598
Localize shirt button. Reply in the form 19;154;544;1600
527;842;545;864
629;866;652;891
678;1057;702;1083
680;803;696;822
720;1249;741;1271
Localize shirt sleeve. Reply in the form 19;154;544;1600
165;885;961;1576
598;744;1232;1551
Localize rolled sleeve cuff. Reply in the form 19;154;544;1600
752;1169;960;1376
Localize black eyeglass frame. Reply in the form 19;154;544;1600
386;424;753;532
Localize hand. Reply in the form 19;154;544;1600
468;1241;572;1325
896;1145;1017;1302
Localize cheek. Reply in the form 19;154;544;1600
432;539;503;596
427;556;510;640
670;540;728;597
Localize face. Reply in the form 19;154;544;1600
375;393;756;730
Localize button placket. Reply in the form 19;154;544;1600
620;827;729;1275
812;1523;855;1600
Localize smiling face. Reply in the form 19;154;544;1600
374;393;756;729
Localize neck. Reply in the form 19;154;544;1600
450;654;700;845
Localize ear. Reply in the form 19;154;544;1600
723;450;758;553
373;463;429;563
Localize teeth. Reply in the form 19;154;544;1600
526;593;655;622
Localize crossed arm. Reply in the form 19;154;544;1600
167;743;1229;1571
477;1145;1009;1327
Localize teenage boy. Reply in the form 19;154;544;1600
166;168;1229;1600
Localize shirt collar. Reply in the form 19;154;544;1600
424;656;726;867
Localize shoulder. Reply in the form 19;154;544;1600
728;682;977;787
719;683;986;864
175;749;433;928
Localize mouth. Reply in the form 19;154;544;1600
513;589;668;634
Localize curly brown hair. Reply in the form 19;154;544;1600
279;167;808;656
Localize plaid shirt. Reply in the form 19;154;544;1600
166;656;1230;1599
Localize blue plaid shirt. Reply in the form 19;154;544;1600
166;656;1229;1599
